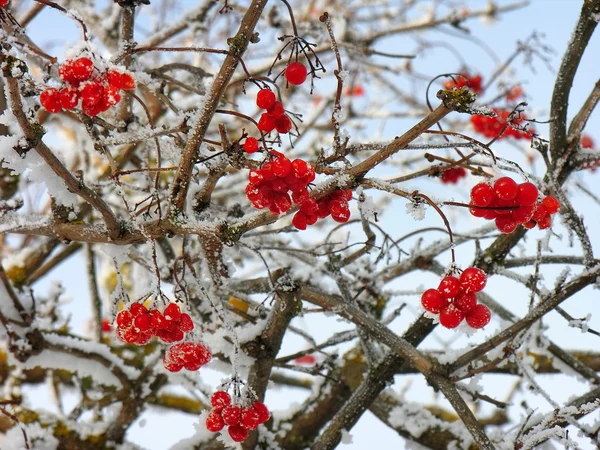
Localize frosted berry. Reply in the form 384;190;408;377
537;215;552;230
116;310;133;328
107;70;136;90
459;267;487;293
211;391;231;408
129;303;148;316
465;304;491;329
421;289;445;314
59;87;80;110
228;424;249;442
40;88;63;113
134;313;152;331
285;62;308;86
80;81;104;107
292;211;308;230
243;137;259;153
453;292;477;313
164;303;181;322
495;216;518;234
439;304;465;329
494;177;518;201
222;405;242;426
542;196;560;214
256;89;276;110
438;276;461;298
179;313;194;332
253;402;270;424
515;182;538;206
206;411;225;432
59;58;94;84
241;407;261;430
470;183;495;207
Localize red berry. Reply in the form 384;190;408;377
59;87;80;110
179;313;194;332
292;211;308;230
465;304;491;329
241;407;261;430
542;196;560;214
149;309;168;329
537;214;552;230
258;113;276;133
164;303;181;322
438;276;462;298
291;188;310;205
272;156;292;178
515;182;538;206
299;198;318;215
523;220;536;230
80;81;104;107
494;177;518;201
211;391;231;408
581;135;594;149
267;101;285;118
470;183;495;207
421;289;446;314
275;115;293;134
306;213;318;225
0;0;9;8
119;72;136;90
292;159;310;178
439;304;465;329
243;137;259;153
532;204;547;222
453;292;477;313
274;193;292;213
253;402;270;424
285;62;308;86
222;405;242;426
40;88;63;113
102;84;121;107
70;58;94;82
116;310;133;328
134;313;153;332
163;359;183;372
317;200;330;218
459;267;487;293
495;216;518;233
193;343;212;366
256;89;276;110
511;205;535;224
206;411;225;432
228;424;249;442
129;303;148;316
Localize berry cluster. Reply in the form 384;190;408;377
163;342;212;372
440;167;467;184
421;268;491;329
246;151;315;215
471;109;532;140
444;73;483;94
255;89;293;135
205;391;270;442
469;177;560;232
292;189;352;230
506;86;523;102
115;303;194;345
40;57;135;117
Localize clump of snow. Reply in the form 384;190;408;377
340;428;353;444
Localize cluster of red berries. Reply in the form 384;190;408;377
205;391;270;442
579;135;599;171
471;109;532;140
115;303;194;345
469;177;560;232
421;268;491;329
292;189;352;230
163;342;211;372
255;89;293;135
284;61;308;86
40;57;135;117
444;73;483;94
440;167;467;184
246;151;315;214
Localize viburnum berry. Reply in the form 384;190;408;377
40;88;63;113
515;182;538;206
107;70;136;90
241;407;261;430
581;134;594;149
470;183;495;207
421;289;446;314
285;61;308;86
116;310;133;328
275;115;293;134
506;85;523;101
256;89;276;110
206;411;225;432
59;57;94;84
459;267;487;293
537;214;552;230
59;86;80;110
440;167;467;184
258;113;276;133
542;195;560;214
228;424;249;443
252;401;270;424
267;101;285;118
465;304;491;329
243;137;259;154
439;304;465;329
292;211;308;230
453;292;477;313
444;73;483;94
0;0;9;8
494;177;518;201
495;216;518;233
164;303;181;322
222;405;242;426
211;391;231;408
438;276;462;298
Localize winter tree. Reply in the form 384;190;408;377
0;0;599;448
